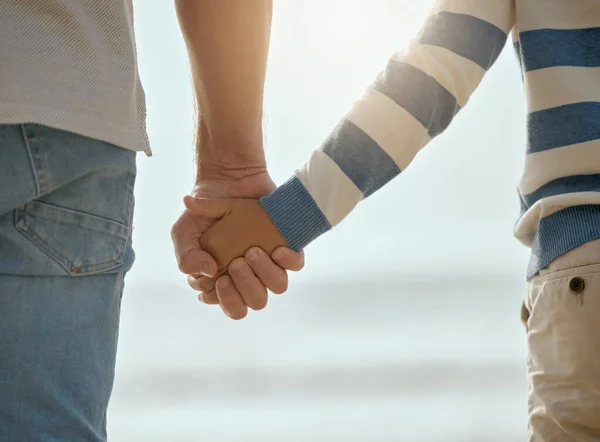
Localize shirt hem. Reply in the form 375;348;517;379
0;102;151;156
526;204;600;279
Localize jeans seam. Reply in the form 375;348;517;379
24;200;130;236
17;218;122;275
14;207;73;273
125;154;136;229
20;124;40;198
120;154;137;262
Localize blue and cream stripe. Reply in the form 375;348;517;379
261;1;512;251
261;0;600;279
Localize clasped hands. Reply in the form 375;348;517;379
171;174;303;320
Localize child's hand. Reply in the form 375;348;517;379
183;196;288;277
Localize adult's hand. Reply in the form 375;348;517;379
173;0;302;319
171;171;304;320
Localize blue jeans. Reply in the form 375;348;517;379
0;124;136;441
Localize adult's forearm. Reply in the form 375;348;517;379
175;0;273;181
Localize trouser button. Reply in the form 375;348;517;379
569;277;585;293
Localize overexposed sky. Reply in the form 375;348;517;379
128;0;529;288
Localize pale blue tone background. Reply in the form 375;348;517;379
109;1;530;440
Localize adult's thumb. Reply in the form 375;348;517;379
183;196;230;219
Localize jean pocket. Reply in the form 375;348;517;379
15;200;131;276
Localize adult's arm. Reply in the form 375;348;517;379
172;0;303;319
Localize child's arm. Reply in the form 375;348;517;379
261;0;515;252
194;0;516;275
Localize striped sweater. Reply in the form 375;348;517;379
260;0;600;279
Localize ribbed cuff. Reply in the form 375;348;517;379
259;176;332;252
527;204;600;279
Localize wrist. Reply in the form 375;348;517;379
195;119;267;182
192;171;276;200
195;154;267;183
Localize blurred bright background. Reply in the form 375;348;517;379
109;1;530;440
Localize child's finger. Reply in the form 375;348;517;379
183;196;231;219
216;275;248;320
272;247;305;272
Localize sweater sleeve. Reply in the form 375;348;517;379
260;0;516;252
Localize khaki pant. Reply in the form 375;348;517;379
523;239;600;441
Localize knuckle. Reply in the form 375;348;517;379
199;231;214;253
170;218;180;235
170;218;185;241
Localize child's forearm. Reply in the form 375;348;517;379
261;0;515;251
192;1;516;280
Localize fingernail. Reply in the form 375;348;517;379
217;277;231;289
200;263;214;277
191;272;202;279
230;259;245;271
246;248;261;262
183;195;198;207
